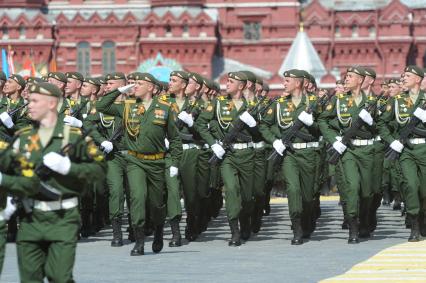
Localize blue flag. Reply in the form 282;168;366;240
1;49;9;77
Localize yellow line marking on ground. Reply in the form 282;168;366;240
270;195;340;204
319;240;426;283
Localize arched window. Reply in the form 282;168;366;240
77;41;90;76
19;25;25;39
335;25;340;37
2;24;8;39
351;24;358;38
102;41;116;74
368;25;376;37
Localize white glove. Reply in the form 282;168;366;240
164;138;170;150
239;111;257;128
273;139;286;156
4;196;17;221
332;140;347;154
413;108;426;123
118;84;135;94
101;141;113;153
0;112;14;129
177;112;194;127
64;115;83;128
43;152;71;175
298;111;313;126
170;166;178;178
358;109;373;126
211;143;225;159
335;136;343;142
390;140;404;153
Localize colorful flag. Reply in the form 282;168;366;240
29;48;36;77
49;46;57;72
1;48;8;77
7;45;15;74
22;56;33;79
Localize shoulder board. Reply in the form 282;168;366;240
158;98;171;107
160;95;169;101
368;95;375;101
308;95;317;101
125;99;136;104
218;95;227;101
337;93;345;99
69;127;82;135
14;126;32;136
278;97;286;103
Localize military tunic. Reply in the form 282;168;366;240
196;95;255;221
0;121;105;282
318;91;377;229
96;91;182;229
377;91;426;217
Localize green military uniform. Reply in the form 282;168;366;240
260;74;322;244
377;66;426;240
84;74;129;246
0;82;105;282
196;72;256;245
96;73;182;254
318;70;377;243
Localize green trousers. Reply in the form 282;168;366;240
126;155;166;228
197;148;212;199
17;207;80;283
106;153;127;220
221;148;255;220
281;148;319;219
399;144;426;215
165;154;182;220
372;142;385;195
252;148;266;216
179;148;200;220
0;220;5;274
338;144;375;218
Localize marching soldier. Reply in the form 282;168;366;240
240;70;266;234
377;66;426;241
260;69;321;244
196;71;257;246
361;67;383;233
87;72;130;246
319;66;378;243
97;72;182;256
0;82;105;282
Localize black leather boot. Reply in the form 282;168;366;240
228;219;241;247
251;197;264;234
130;226;144;256
152;224;164;253
239;214;251;241
348;217;359;244
408;214;420;242
169;217;182;247
111;217;123;247
291;218;303;245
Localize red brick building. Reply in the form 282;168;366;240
1;0;425;88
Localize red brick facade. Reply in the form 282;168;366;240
1;0;425;87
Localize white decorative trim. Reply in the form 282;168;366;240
205;2;299;8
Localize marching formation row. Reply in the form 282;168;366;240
0;64;425;282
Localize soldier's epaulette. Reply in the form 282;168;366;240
217;95;228;101
14;126;32;136
278;97;285;103
368;95;375;101
158;98;171;107
125;99;136;104
396;94;402;99
0;140;9;150
308;95;317;101
69;127;82;135
337;93;345;99
160;94;169;101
